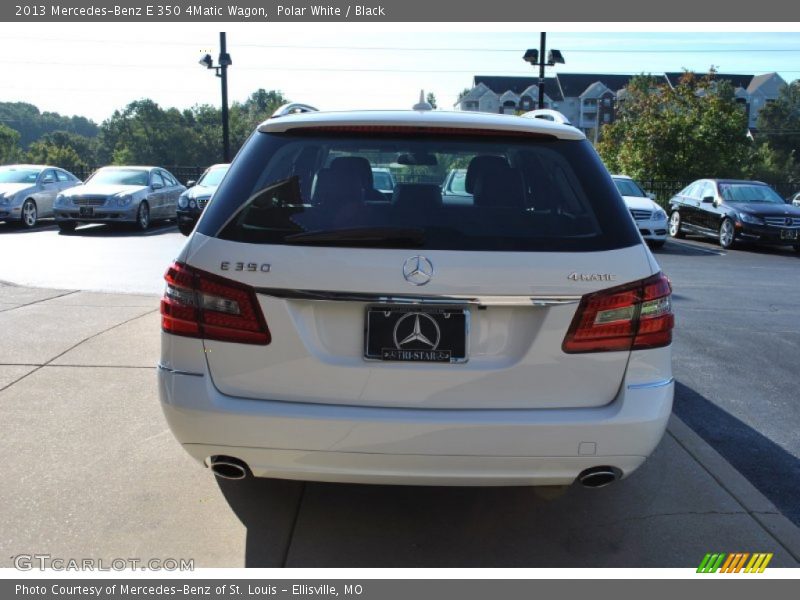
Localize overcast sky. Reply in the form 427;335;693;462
1;24;799;123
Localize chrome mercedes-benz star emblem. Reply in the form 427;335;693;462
402;255;433;286
393;312;441;350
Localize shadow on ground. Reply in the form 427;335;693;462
673;381;800;527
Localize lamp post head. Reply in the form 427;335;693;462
547;49;565;65
522;48;539;66
199;54;214;69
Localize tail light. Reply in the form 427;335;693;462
161;262;271;345
562;273;673;353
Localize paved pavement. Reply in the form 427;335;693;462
0;221;184;294
1;280;798;567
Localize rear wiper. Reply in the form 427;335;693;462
284;227;425;245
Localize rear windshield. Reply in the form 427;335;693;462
198;131;640;252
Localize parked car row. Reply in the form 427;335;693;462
0;163;223;232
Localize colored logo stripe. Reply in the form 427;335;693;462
697;552;772;573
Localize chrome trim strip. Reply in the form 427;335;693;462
157;363;204;378
627;377;674;390
254;287;580;307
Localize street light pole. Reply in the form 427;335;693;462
219;32;230;162
538;32;546;110
199;32;233;163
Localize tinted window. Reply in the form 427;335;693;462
199;132;640;252
0;168;40;184
151;172;165;187
445;170;469;196
197;167;229;187
612;178;646;198
40;170;57;183
56;170;70;182
88;169;149;186
372;171;394;191
719;183;785;204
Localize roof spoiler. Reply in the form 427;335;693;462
521;109;572;126
270;103;320;118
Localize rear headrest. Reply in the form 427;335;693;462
465;155;510;193
312;168;364;208
392;183;442;211
330;156;374;188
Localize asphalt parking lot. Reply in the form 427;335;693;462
1;222;799;567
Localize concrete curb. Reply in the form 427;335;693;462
668;414;800;563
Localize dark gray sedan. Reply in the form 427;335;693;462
54;166;185;232
0;165;82;228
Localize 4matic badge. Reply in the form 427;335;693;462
568;272;616;282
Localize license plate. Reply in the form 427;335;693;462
780;229;798;240
79;206;94;217
365;306;468;363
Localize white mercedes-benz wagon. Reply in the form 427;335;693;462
158;104;674;488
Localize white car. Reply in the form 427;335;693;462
612;175;668;248
158;105;674;488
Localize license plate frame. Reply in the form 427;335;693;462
780;229;798;240
79;206;94;217
364;305;469;364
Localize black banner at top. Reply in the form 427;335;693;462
2;0;800;21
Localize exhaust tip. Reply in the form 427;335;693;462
208;456;250;480
577;466;621;489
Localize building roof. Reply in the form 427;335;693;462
664;72;754;90
580;81;612;98
557;74;643;98
747;72;786;95
473;76;563;101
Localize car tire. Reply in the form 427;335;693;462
718;218;736;249
136;201;150;231
648;239;666;249
668;211;685;239
21;199;38;229
178;221;195;236
57;221;76;233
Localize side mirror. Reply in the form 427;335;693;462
646;192;656;201
151;182;164;190
701;195;715;204
186;180;196;188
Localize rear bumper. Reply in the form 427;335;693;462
158;359;673;486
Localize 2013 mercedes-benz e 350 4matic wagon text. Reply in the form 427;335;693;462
158;104;674;488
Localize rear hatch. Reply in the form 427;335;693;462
174;116;659;410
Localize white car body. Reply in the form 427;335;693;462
159;109;674;487
612;175;668;246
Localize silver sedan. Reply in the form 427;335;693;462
55;166;185;232
0;165;82;228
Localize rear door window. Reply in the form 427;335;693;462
200;132;640;252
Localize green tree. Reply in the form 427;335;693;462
26;131;97;171
426;93;438;109
596;71;751;183
753;79;800;182
0;102;98;147
229;89;289;153
0;123;22;163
